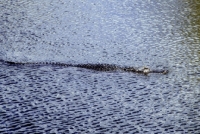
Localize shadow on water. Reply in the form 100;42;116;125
0;0;200;133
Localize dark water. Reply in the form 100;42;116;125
0;0;200;133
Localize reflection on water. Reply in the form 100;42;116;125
167;0;200;88
0;0;200;133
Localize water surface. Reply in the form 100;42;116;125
0;0;200;133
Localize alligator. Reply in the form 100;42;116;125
3;60;168;75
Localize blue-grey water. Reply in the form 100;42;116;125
0;0;200;133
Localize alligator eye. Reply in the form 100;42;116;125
163;70;168;74
143;68;150;74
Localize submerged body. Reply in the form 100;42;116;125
4;61;168;75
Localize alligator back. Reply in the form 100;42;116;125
3;60;168;74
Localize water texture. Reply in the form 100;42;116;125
0;0;200;133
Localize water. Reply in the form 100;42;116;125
0;0;200;133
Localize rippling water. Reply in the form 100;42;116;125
0;0;200;133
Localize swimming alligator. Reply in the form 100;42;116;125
3;60;168;75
